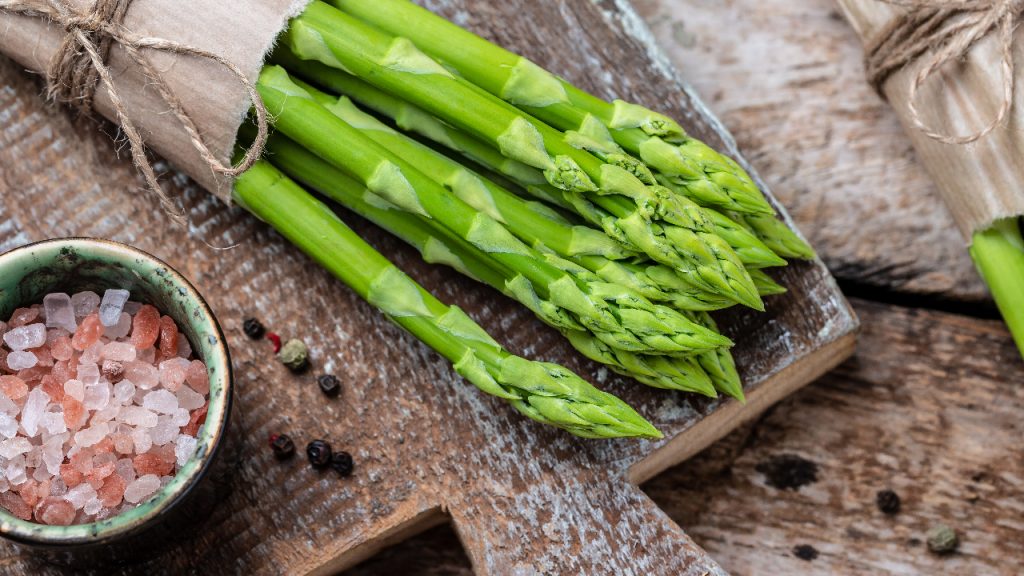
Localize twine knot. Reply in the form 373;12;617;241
0;0;269;232
865;0;1024;144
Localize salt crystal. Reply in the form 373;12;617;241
43;436;64;475
112;433;133;455
73;422;109;447
98;474;126;507
90;405;120;425
83;382;111;411
142;390;178;415
43;293;77;332
149;415;178;446
41;409;68;435
64;380;85;402
101;360;124;384
50;477;67;497
184;360;209;394
102;342;136;363
0;375;28;400
120;406;158;428
0;437;32;459
70;292;101;318
20;388;50;437
103;312;132;340
3;324;46;351
0;477;7;493
6;351;38;371
77;363;100;386
115;458;136;483
0;414;18;439
32;465;52;483
79;341;103;365
71;315;103;352
158;358;189;392
0;394;16;417
123;474;160;504
176;337;192;359
113;380;135;404
5;456;26;485
170;408;190;427
83;497;102;515
99;290;130;327
175;387;205;411
64;483;96;510
124;362;159;390
174;435;197;467
62;396;87;430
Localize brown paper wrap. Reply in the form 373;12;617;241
837;0;1024;242
0;0;310;203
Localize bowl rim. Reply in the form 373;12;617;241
0;237;232;546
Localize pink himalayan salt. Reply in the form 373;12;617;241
38;498;75;525
130;306;160;350
40;375;64;403
185;360;209;394
133;453;173;477
112;433;133;455
8;308;39;328
60;463;84;488
62;396;87;430
97;474;125;508
51;359;76;385
71;314;103;352
0;350;9;374
0;375;27;400
158;359;188;392
157;316;178;363
32;347;54;368
16;366;48;384
182;404;208;437
102;342;136;363
0;491;32;520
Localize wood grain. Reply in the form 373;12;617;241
0;0;856;573
634;0;989;302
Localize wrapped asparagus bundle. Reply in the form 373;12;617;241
836;0;1024;357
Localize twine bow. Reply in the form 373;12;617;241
0;0;269;228
865;0;1024;145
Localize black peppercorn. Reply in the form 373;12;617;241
318;374;342;397
269;433;295;459
243;318;266;339
306;439;333;468
876;489;901;515
330;451;354;477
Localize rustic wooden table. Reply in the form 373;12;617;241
0;0;1019;574
349;0;1024;574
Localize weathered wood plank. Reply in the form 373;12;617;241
646;299;1024;575
0;0;856;573
634;0;989;303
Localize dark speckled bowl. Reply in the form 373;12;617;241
0;238;233;561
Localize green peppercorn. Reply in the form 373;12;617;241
318;374;341;397
926;524;959;554
278;339;309;372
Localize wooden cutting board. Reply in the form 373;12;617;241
0;0;858;573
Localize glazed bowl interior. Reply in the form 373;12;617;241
0;238;231;547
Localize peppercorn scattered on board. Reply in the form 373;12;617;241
0;0;856;573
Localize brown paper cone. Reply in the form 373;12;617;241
0;0;310;203
837;0;1024;241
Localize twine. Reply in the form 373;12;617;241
865;0;1024;145
0;0;269;229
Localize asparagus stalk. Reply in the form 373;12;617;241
253;129;720;396
327;0;775;217
233;159;661;438
277;53;788;306
256;65;732;357
279;2;763;310
970;218;1024;359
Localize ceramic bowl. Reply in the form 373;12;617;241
0;238;232;556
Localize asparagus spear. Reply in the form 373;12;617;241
279;2;763;310
970;218;1024;358
327;0;774;217
234;159;661;438
253;129;720;396
256;65;731;357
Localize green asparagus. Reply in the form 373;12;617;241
278;2;763;310
327;0;775;217
257;65;732;357
234;159;662;438
970;218;1024;359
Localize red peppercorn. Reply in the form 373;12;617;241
266;332;282;354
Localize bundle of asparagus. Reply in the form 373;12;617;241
223;0;818;438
